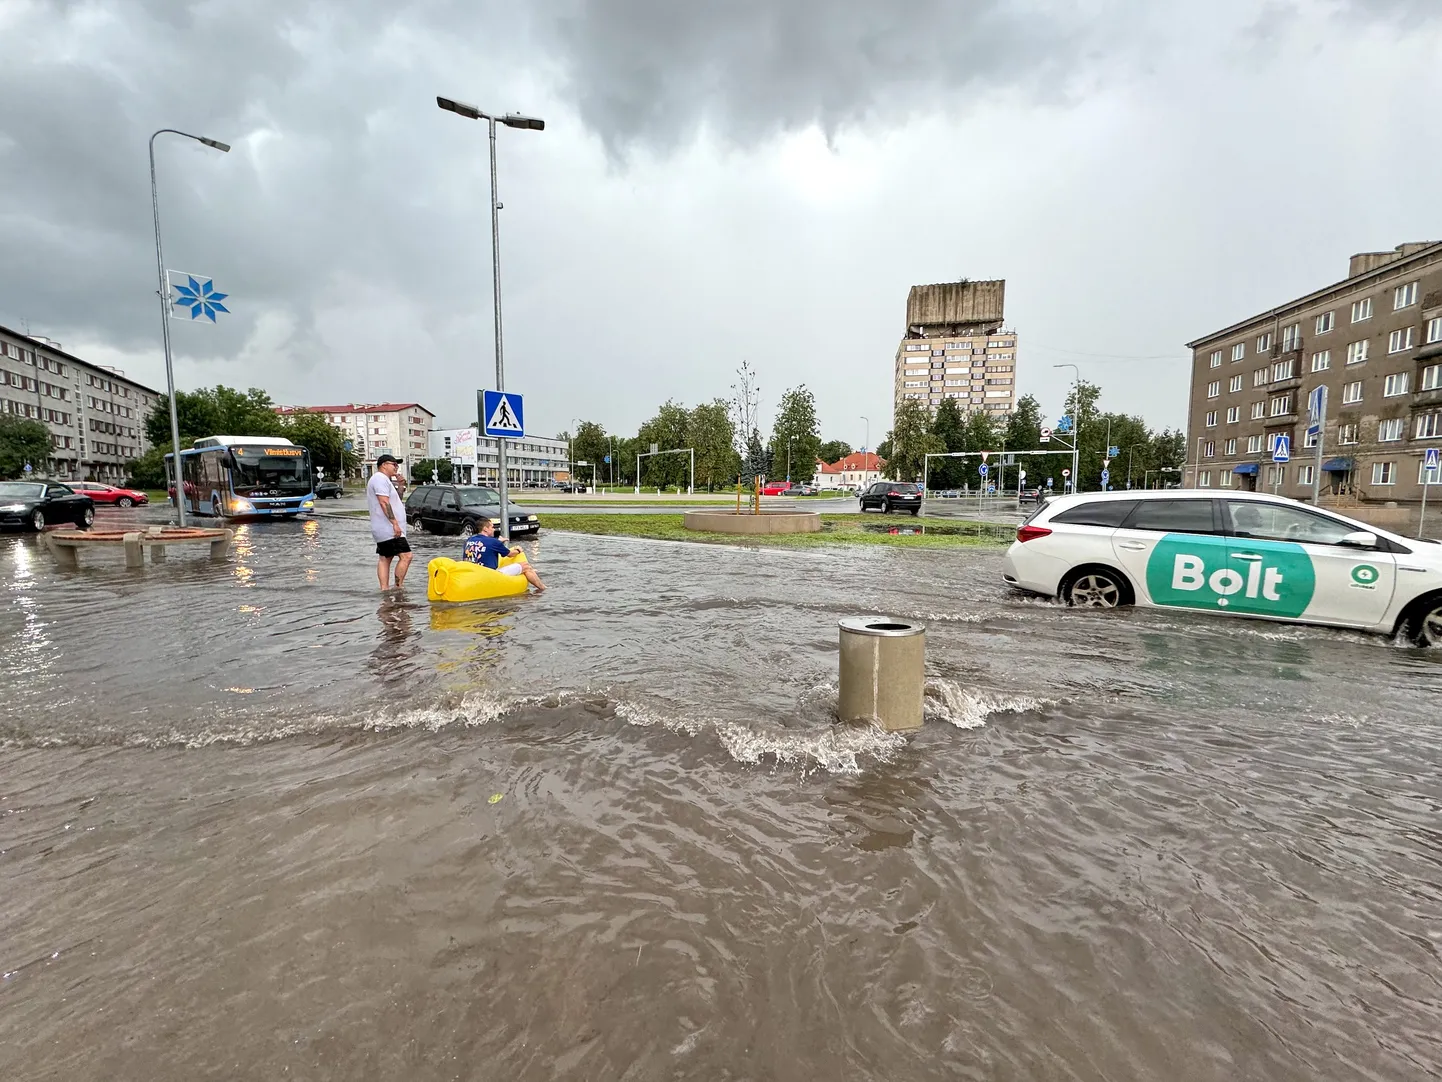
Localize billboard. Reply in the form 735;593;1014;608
451;427;477;465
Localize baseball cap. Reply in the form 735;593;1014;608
376;454;401;466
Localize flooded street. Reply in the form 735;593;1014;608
2;515;1440;1081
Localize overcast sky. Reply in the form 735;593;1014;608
2;0;1439;447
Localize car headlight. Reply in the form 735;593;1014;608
232;498;254;513
301;500;314;509
0;503;26;512
527;515;537;521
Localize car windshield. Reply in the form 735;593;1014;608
228;448;312;495
0;482;44;499
458;488;501;507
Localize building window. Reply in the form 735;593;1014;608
1229;375;1243;392
1378;417;1405;442
1224;438;1238;455
1247;434;1263;453
1219;470;1233;488
1226;406;1241;423
1271;358;1295;381
1207;381;1221;398
1303;429;1318;448
1231;343;1245;361
1346;339;1369;365
1339;423;1359;444
1342;381;1364;405
1204;441;1215;457
1384;371;1410;397
1351;297;1373;322
1199;471;1212;487
1281;323;1301;350
1297;464;1315;486
1417;413;1442;440
1388;327;1415;354
1270;394;1294;416
1428;317;1442;345
1206;411;1218;427
1267;465;1286;488
1310;350;1330;372
1421;458;1442;485
1372;462;1395;485
1251;401;1266;420
1256;332;1271;352
1315;311;1334;334
1209;351;1222;368
1253;368;1269;387
904;343;928;352
1422;364;1442;391
1394;281;1418;309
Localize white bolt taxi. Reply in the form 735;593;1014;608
1002;490;1442;645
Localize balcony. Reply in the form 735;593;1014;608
1411;386;1442;409
1268;374;1302;392
1271;338;1304;359
1263;412;1298;426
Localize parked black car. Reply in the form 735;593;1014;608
315;481;344;499
858;481;922;515
404;484;540;536
0;481;95;531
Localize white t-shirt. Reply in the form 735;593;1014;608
366;472;407;542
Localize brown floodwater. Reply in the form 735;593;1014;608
2;512;1440;1081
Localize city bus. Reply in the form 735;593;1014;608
165;435;317;520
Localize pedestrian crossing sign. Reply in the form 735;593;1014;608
482;390;525;438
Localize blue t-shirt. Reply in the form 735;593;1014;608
462;534;511;569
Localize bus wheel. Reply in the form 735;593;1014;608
212;496;224;517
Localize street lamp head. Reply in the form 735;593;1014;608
501;114;545;131
198;137;230;152
436;96;483;120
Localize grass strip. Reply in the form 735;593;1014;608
536;513;1012;549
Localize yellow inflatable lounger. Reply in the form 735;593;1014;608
427;551;530;602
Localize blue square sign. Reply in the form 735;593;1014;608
482;390;524;439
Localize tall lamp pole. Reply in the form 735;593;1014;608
1052;364;1080;492
150;128;229;526
859;415;870;488
437;96;544;539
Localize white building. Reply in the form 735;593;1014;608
1;323;161;481
430;427;572;486
275;402;436;476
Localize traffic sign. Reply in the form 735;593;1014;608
482;390;525;438
979;451;990;462
23;462;32;474
1108;445;1119;458
1306;385;1327;438
1062;468;1071;478
1100;469;1110;485
604;454;611;464
978;463;989;476
1272;434;1291;463
1046;477;1054;488
1018;470;1027;484
1040;427;1052;443
1426;447;1440;470
343;440;353;452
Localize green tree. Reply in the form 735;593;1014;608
572;421;610;482
436;458;455;483
743;428;771;483
0;416;53;479
1005;394;1066;491
883;399;943;481
816;440;852;466
690;400;738;490
124;447;168;489
928;399;967;488
280;410;353;476
769;385;821;483
411;459;436;484
636;400;691;489
144;385;282;449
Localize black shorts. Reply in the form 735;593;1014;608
376;536;412;558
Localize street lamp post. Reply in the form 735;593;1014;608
1052;364;1080;493
437;96;544;540
787;436;793;483
149;128;229;527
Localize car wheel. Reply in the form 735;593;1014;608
29;508;45;532
212;495;224;517
910;508;919;517
1062;568;1129;609
78;506;94;529
459;518;478;536
882;499;891;514
1404;593;1442;647
117;497;134;508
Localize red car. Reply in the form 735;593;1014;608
68;482;149;508
761;481;793;496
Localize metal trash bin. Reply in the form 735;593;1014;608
837;618;926;731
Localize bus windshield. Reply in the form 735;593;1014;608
228;448;312;496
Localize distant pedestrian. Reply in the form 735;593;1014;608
367;454;412;591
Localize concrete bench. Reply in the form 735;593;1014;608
46;526;233;569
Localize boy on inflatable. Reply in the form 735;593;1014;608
461;519;546;592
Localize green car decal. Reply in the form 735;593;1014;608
1350;564;1380;589
1144;534;1315;619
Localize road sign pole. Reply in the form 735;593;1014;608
1422;448;1440;539
1421;477;1429;540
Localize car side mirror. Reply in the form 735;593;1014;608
1340;530;1377;548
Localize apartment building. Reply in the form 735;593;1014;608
894;279;1018;420
429;427;572;486
275;402;436;476
1184;242;1442;506
0;323;161;480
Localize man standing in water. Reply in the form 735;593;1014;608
367;454;411;591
